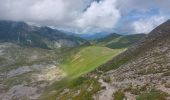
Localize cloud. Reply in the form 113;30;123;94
132;15;166;33
0;0;89;26
74;0;121;33
117;0;170;14
0;0;169;34
0;0;121;33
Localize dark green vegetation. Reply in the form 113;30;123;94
136;91;168;100
95;33;145;49
113;90;125;100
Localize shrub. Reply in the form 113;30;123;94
113;90;125;100
136;91;168;100
103;76;111;83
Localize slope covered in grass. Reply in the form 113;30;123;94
60;46;125;78
41;46;125;99
95;33;145;49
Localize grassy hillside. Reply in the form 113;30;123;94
60;46;125;78
95;33;145;49
43;33;146;100
41;46;125;100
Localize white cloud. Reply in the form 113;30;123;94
0;0;169;34
0;0;121;33
132;16;166;33
74;0;121;33
0;0;89;26
29;0;66;21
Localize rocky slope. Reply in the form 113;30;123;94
95;20;170;99
0;43;66;100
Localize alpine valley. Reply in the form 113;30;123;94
0;20;170;100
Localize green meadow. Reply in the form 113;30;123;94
42;46;125;100
60;46;125;78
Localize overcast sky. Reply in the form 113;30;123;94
0;0;170;34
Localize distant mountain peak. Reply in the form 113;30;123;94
149;19;170;37
0;20;86;49
98;20;170;72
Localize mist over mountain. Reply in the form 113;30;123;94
78;32;111;40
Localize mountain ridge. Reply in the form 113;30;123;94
97;20;170;71
0;20;86;49
95;33;146;49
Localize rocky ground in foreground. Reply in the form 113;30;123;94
0;43;66;100
93;20;170;100
94;40;170;100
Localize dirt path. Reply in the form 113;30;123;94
93;79;115;100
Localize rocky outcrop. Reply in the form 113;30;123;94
0;43;66;100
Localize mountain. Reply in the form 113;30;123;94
40;34;146;99
78;32;110;40
1;19;167;100
95;33;146;49
0;21;124;100
0;20;86;49
43;20;170;100
95;20;170;99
